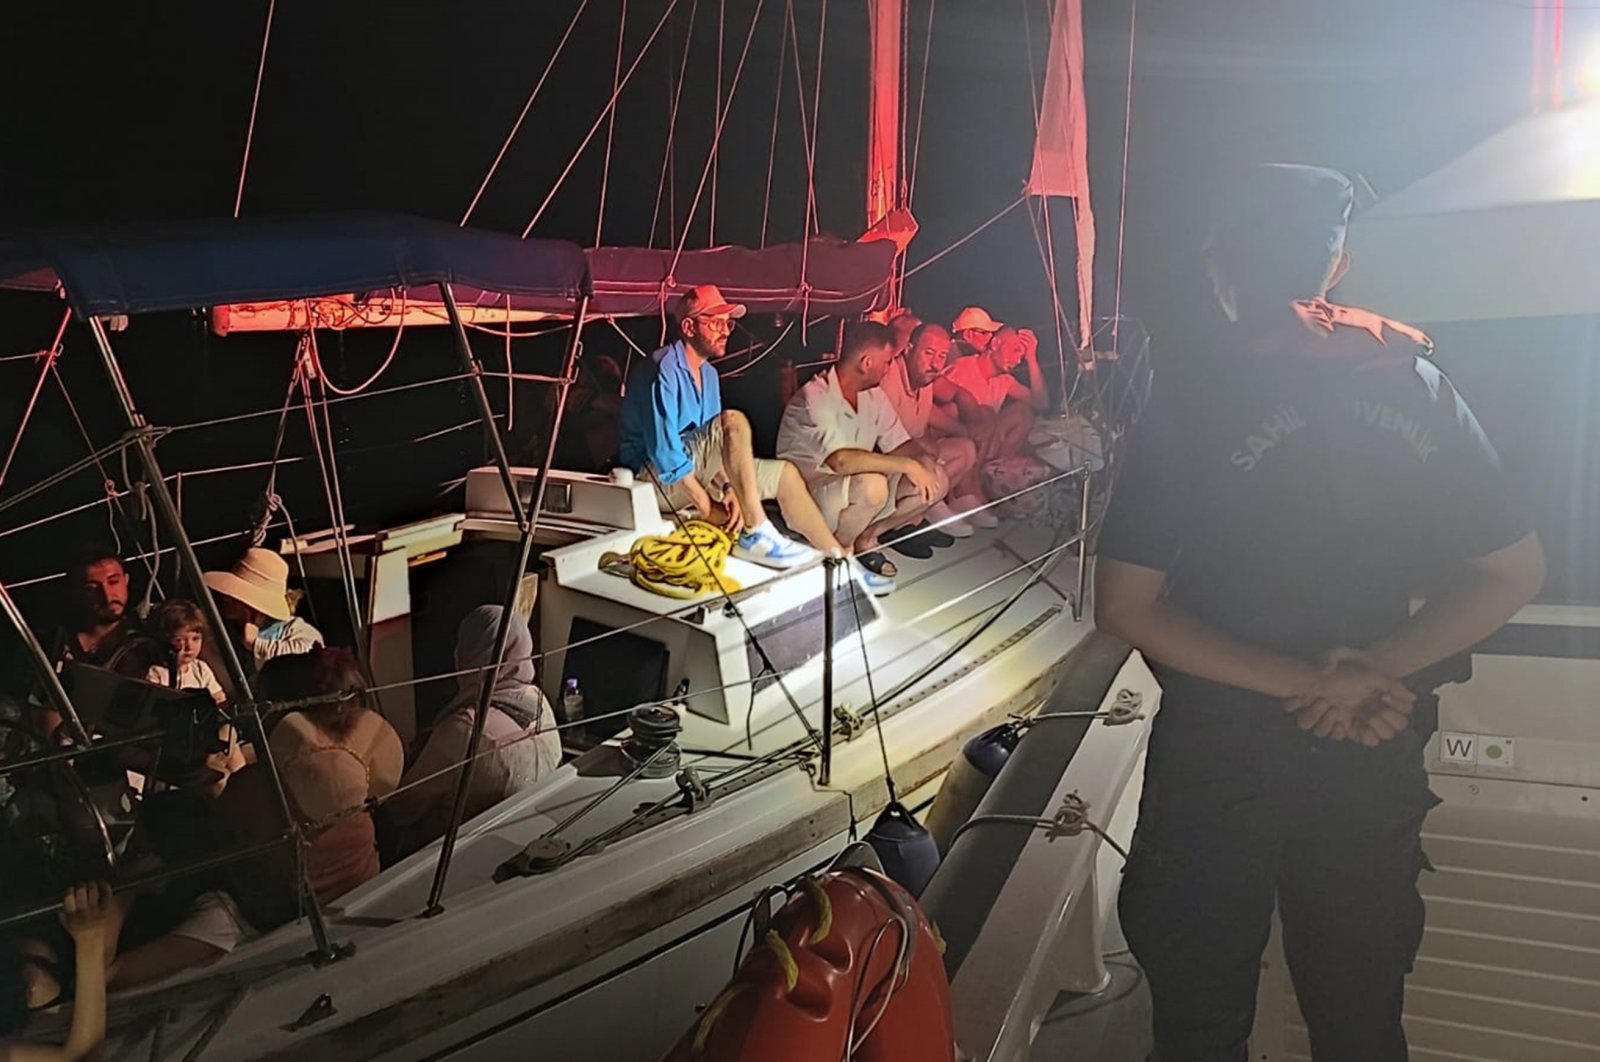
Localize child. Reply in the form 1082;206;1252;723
144;601;225;705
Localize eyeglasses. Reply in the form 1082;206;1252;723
695;316;735;334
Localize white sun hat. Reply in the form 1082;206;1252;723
203;547;294;622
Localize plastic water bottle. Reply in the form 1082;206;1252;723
561;677;585;725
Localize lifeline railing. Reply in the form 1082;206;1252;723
0;317;1131;985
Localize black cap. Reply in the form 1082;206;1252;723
1206;163;1354;261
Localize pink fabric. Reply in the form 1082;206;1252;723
1026;0;1095;348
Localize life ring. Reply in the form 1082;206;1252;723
662;867;955;1062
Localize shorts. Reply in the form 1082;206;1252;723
652;417;787;512
806;471;902;531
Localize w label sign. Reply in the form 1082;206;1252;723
1439;732;1478;766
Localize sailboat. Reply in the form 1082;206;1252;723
0;2;1157;1060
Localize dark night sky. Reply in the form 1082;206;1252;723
0;0;1595;611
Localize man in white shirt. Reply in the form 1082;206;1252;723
777;323;950;573
878;323;989;535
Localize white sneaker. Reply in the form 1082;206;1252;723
926;501;974;538
734;523;816;569
953;494;999;530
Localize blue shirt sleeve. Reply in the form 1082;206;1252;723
645;360;695;485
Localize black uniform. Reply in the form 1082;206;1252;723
1099;310;1528;1060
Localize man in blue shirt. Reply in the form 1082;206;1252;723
1096;165;1546;1061
618;285;845;569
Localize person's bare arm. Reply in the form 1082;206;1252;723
107;934;225;991
933;376;998;452
1095;557;1413;712
926;402;966;436
1364;532;1546;681
823;447;940;502
1020;346;1050;412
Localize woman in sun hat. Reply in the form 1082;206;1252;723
202;547;324;673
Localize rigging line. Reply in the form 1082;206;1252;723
717;318;797;379
902;193;1026;278
521;0;681;238
711;0;725;245
649;0;700;248
648;474;825;754
808;0;827;238
1110;0;1137;361
665;0;769;279
164;372;476;434
233;0;277;218
759;4;789;249
596;0;629;248
907;0;935;208
899;0;911;199
310;293;406;396
795;0;826;342
5;522;289;590
461;0;591;226
297;342;367;656
783;0;819;242
504;295;515;433
0;350;54;364
845;577;897;804
0;308;70;491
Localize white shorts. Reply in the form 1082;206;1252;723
806;471;902;531
652;416;787;512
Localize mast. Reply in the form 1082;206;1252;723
867;0;904;312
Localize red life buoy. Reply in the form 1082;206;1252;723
662;867;955;1062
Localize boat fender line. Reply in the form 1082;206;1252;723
798;876;832;944
660;867;956;1062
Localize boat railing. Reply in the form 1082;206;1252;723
0;304;1137;980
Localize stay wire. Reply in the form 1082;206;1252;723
665;0;768;280
234;0;277;218
461;0;591;226
595;0;628;247
845;576;896;804
650;0;700;250
521;0;681;238
759;7;789;249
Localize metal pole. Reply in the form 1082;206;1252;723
425;285;590;915
0;578;91;747
1075;467;1093;621
86;317;338;962
820;556;838;786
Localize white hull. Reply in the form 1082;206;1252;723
98;506;1105;1062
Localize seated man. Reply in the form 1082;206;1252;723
950;305;1004;361
938;324;1050;470
777;322;952;589
618;284;845;568
887;311;921;360
877;322;985;536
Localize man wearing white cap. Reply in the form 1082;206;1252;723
618;284;847;570
204;547;325;672
949;305;1003;362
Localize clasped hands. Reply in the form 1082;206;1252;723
1284;647;1415;747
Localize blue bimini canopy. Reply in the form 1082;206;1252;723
0;212;591;320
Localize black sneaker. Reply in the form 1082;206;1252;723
884;524;936;560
